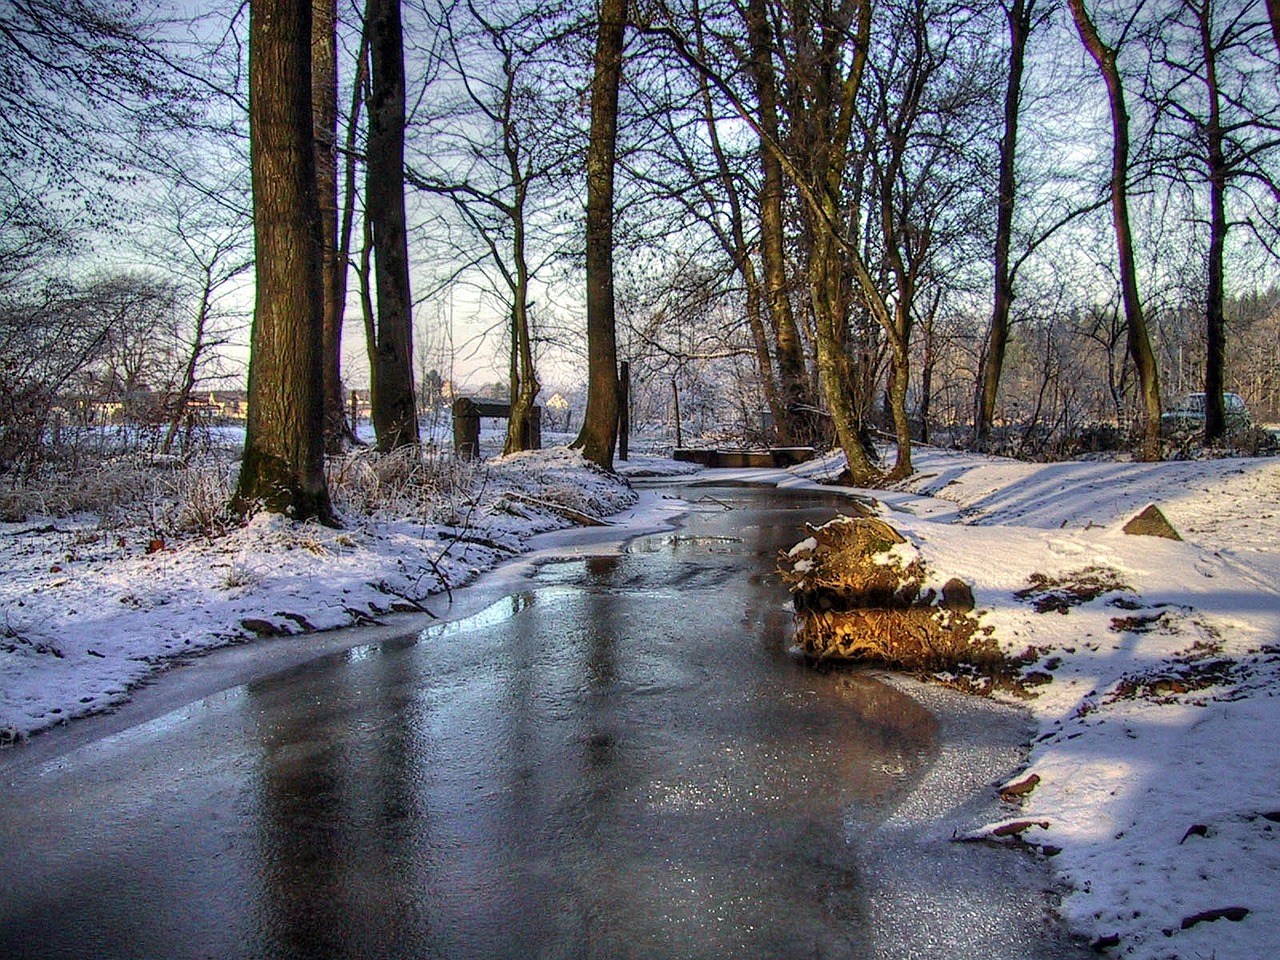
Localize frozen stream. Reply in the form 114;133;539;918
0;484;1088;959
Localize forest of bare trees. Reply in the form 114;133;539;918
2;0;1279;515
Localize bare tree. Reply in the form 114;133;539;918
157;191;254;456
0;273;179;468
365;0;420;451
91;273;185;423
760;0;885;482
977;0;1038;444
645;0;993;481
858;0;1001;475
572;0;626;470
744;0;816;446
0;0;205;235
337;12;372;440
232;0;335;522
692;58;788;441
1149;0;1280;442
1068;0;1163;460
405;2;570;455
314;0;359;451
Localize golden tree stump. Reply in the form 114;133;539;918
779;515;998;671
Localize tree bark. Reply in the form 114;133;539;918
978;0;1034;445
233;0;335;523
503;200;539;454
571;0;626;470
501;62;539;455
918;293;941;445
313;0;355;453
366;0;419;452
1068;0;1161;461
1199;0;1228;442
746;0;813;446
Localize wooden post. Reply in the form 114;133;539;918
618;360;630;461
349;389;359;434
672;377;682;448
453;397;480;459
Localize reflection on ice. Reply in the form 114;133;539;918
0;484;1088;960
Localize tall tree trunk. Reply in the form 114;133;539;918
314;0;355;453
879;191;914;478
786;0;882;484
918;293;941;445
810;196;880;485
1268;0;1280;59
366;0;419;452
233;0;334;523
978;0;1034;445
746;0;812;446
886;304;913;480
502;73;539;455
571;0;626;470
1200;0;1228;443
1068;0;1161;461
338;22;370;442
503;195;540;455
875;41;923;481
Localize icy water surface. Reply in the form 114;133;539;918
0;485;1086;959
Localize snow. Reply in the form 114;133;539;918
3;440;1278;959
788;536;819;557
796;447;1280;959
0;446;683;742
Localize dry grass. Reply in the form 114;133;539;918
326;445;483;524
0;455;235;534
0;444;488;538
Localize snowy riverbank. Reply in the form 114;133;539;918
0;447;693;741
726;447;1279;960
899;450;1280;960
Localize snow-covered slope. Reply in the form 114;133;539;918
877;449;1279;960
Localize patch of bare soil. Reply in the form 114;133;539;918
1013;565;1132;614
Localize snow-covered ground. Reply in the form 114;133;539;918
0;447;695;742
902;451;1279;960
778;447;1279;960
2;441;1277;959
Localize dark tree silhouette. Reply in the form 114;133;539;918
366;0;420;451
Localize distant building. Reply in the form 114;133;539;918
191;391;248;422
